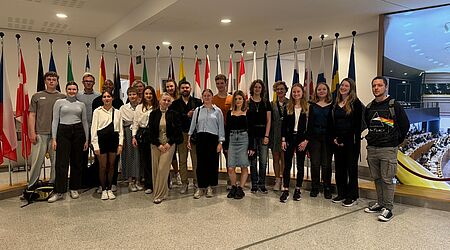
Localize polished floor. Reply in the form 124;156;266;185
1;181;449;250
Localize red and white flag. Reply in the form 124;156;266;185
129;56;135;88
228;53;233;93
204;54;211;90
238;53;247;96
194;55;202;98
15;49;31;158
304;43;314;101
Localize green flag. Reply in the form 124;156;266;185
142;57;148;85
67;53;73;82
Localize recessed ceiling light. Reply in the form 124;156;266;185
404;32;413;36
56;13;67;19
433;61;439;64
407;38;415;42
419;52;424;55
221;19;231;23
246;51;253;54
410;44;417;48
414;49;421;52
162;41;171;45
323;34;329;38
428;58;434;62
403;72;408;76
439;63;444;66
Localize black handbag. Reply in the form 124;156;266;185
136;127;149;144
190;107;200;144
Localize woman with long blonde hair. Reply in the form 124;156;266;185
331;78;363;207
280;83;309;203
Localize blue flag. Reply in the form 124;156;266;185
113;57;121;101
275;52;282;82
348;37;356;82
49;50;60;91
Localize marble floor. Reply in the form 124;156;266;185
1;181;449;250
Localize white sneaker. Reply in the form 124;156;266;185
144;189;153;194
96;186;103;194
128;183;137;192
135;183;144;191
101;190;108;200
176;173;182;186
70;190;79;199
107;190;116;200
273;178;281;191
48;193;63;203
111;185;118;192
206;187;213;198
180;183;188;194
193;189;203;199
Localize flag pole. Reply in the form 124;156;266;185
240;42;245;94
215;44;220;76
142;45;146;85
156;45;160;97
129;44;133;88
229;43;234;93
86;42;90;72
1;32;12;186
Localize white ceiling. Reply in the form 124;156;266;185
1;0;449;58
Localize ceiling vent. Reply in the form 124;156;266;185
52;0;85;8
7;17;34;30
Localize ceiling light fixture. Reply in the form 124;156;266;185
246;51;253;54
162;41;171;45
56;13;67;19
221;19;231;23
323;34;329;38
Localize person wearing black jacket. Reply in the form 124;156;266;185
148;92;183;204
169;81;202;194
363;76;409;222
305;82;333;199
331;78;363;207
280;83;309;203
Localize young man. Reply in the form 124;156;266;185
77;73;100;188
28;71;66;188
364;76;409;222
169;81;202;193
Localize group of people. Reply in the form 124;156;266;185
27;71;409;222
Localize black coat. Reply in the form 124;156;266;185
148;109;183;146
281;109;308;143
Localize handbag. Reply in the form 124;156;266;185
190;107;200;144
136;127;149;144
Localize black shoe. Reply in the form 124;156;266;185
342;198;357;207
293;189;301;201
364;202;384;213
227;186;237;198
324;188;332;199
259;186;268;194
251;187;258;193
310;188;318;197
332;195;345;203
234;186;245;199
378;208;394;222
280;190;289;203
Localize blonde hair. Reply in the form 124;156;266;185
335;78;357;115
287;83;308;115
312;82;332;103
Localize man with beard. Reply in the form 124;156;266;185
169;81;202;193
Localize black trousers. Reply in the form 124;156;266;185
195;132;219;188
309;134;332;190
283;134;306;188
334;135;359;199
139;142;153;189
54;123;86;193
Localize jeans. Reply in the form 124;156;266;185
250;137;268;188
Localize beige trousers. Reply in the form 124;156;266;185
151;144;176;201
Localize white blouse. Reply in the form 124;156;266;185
91;106;124;151
132;104;153;136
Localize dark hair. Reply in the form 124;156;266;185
101;89;113;99
202;88;214;96
127;86;138;95
249;79;265;98
231;90;247;111
179;80;191;87
65;81;78;90
214;74;227;82
165;79;179;99
142;86;158;111
273;81;288;92
371;76;388;86
44;71;59;81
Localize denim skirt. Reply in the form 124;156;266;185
227;130;250;167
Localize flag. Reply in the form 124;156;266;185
0;45;18;162
217;52;222;75
36;49;44;92
304;44;314;101
99;54;106;91
227;53;233;93
348;36;356;82
179;53;186;82
85;51;90;72
67;52;74;82
194;54;202;98
331;38;340;96
142;57;148;85
238;53;247;95
129;56;135;88
274;51;282;101
168;53;175;81
263;47;269;101
317;39;326;83
292;48;299;84
16;49;31;158
113;56;121;101
154;50;161;98
251;49;257;82
204;54;211;90
49;49;60;91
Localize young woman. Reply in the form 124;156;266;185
165;79;181;186
133;86;158;194
132;80;145;103
280;83;309;203
148;92;182;204
269;81;288;191
247;79;272;194
331;78;364;207
120;87;142;192
306;82;333;199
48;82;89;202
224;90;254;199
91;90;124;200
188;89;225;199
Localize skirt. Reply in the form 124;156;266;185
121;126;141;178
227;130;250;168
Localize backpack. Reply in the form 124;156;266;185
21;181;54;207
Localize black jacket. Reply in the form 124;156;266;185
169;96;203;132
148;109;183;146
281;109;308;143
